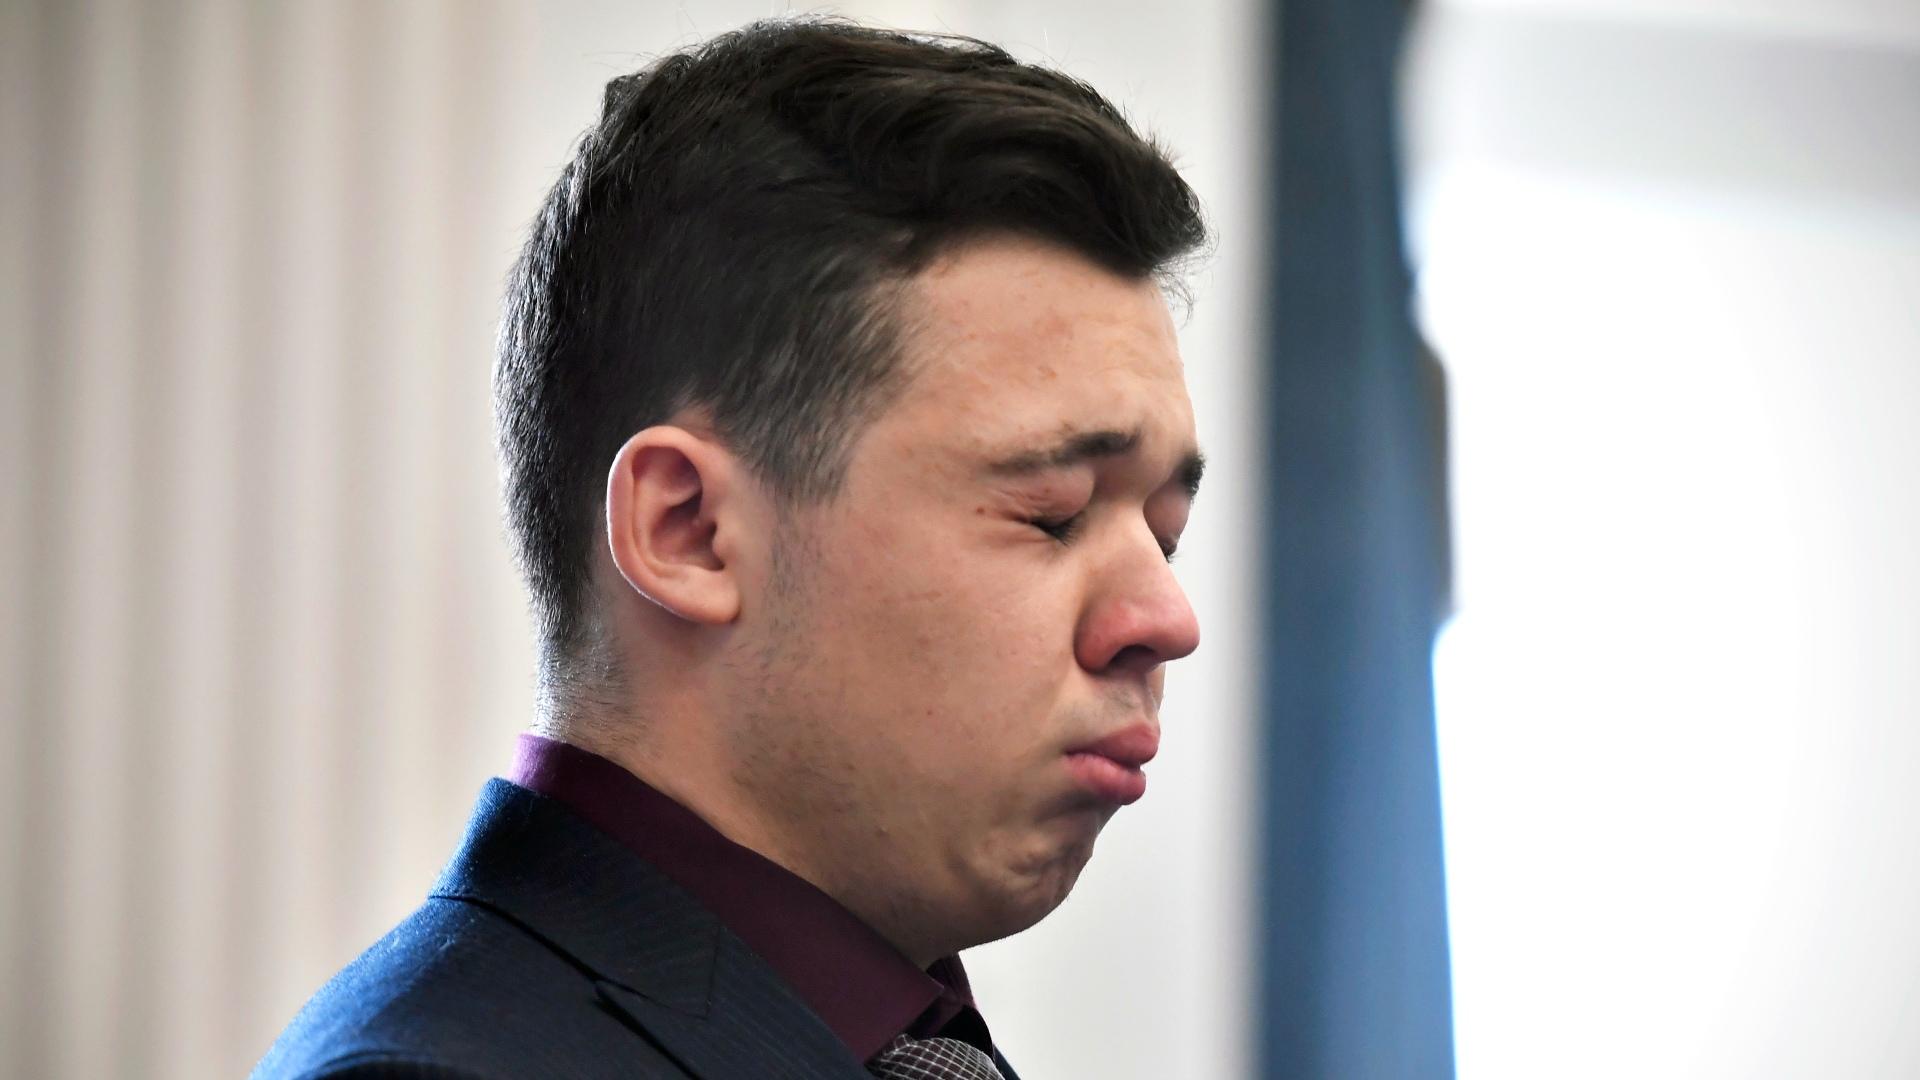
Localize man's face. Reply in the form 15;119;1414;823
725;235;1202;964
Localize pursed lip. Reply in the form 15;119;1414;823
1066;724;1160;768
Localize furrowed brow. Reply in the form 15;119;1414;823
987;427;1142;476
987;427;1206;501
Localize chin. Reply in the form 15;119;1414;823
972;825;1102;941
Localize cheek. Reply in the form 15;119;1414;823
878;553;1055;666
821;560;1060;736
805;502;1086;711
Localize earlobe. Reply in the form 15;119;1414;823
605;426;744;625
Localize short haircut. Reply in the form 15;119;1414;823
494;17;1208;680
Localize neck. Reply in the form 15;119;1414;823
538;696;957;970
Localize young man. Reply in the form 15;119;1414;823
257;18;1207;1079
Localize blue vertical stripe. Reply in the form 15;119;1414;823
1258;0;1456;1076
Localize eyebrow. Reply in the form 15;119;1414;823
987;426;1207;500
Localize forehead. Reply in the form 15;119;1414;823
881;236;1194;453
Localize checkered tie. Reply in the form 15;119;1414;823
867;1034;1007;1079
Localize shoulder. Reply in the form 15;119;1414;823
252;896;689;1080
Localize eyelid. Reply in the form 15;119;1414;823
1031;511;1086;544
1017;482;1184;559
1032;511;1182;566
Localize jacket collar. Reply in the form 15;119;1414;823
431;779;874;1079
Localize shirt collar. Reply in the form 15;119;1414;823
505;734;988;1061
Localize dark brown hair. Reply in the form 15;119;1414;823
494;17;1207;681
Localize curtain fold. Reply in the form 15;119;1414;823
0;3;534;1076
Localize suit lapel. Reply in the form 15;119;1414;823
433;780;872;1080
591;934;873;1080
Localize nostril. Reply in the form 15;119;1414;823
1108;643;1160;673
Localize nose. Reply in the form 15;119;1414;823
1074;542;1201;677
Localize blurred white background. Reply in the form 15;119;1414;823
1409;1;1920;1077
0;1;1261;1078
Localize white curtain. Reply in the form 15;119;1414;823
0;2;1263;1078
1;3;540;1075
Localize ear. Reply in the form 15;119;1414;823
604;425;747;625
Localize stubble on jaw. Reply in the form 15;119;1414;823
723;513;882;874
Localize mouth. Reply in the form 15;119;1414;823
1062;724;1159;805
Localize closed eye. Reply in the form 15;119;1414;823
1033;513;1180;564
1030;513;1086;544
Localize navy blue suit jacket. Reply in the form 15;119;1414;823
254;780;1023;1079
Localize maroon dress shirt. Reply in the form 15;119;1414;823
505;734;996;1064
